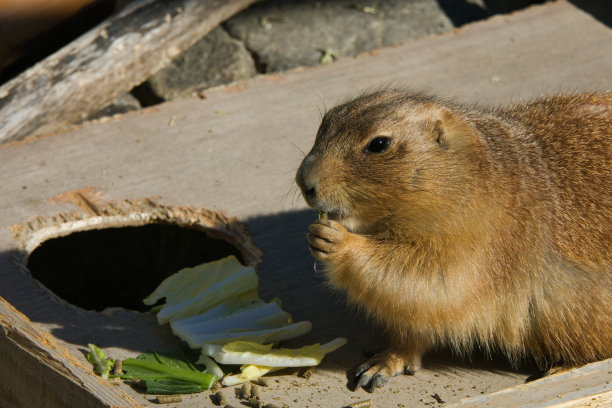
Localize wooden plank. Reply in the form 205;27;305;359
0;0;259;144
0;296;142;408
0;1;610;407
446;359;612;408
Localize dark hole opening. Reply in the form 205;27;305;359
26;223;244;312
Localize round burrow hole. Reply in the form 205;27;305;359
20;202;261;313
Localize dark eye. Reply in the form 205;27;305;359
365;136;391;153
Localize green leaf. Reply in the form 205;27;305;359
87;343;115;380
121;350;218;394
144;379;204;394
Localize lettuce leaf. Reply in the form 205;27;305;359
170;301;309;347
202;338;346;367
87;343;115;380
121;350;218;394
144;256;259;324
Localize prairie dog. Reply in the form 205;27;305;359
295;90;611;391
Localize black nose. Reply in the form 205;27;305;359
296;173;317;202
296;155;319;205
296;157;315;191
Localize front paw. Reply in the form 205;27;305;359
307;219;352;262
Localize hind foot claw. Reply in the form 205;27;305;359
353;349;421;392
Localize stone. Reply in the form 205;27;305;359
225;0;454;73
143;26;257;101
225;0;537;73
86;92;141;121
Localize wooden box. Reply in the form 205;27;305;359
0;1;610;406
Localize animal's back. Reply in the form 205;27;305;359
500;93;611;365
503;93;611;270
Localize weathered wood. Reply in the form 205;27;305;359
0;0;258;144
0;296;142;408
0;1;610;407
446;359;612;408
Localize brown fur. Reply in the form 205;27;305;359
295;90;611;391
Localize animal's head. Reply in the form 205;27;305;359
296;90;487;236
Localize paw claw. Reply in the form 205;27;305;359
354;363;371;379
356;373;371;389
404;367;415;376
353;349;422;391
369;373;388;390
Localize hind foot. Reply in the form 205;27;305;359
353;349;423;392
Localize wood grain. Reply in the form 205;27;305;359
446;359;612;408
0;1;610;407
0;297;142;408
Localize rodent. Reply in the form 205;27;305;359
295;89;611;392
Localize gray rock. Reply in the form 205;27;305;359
225;0;455;73
143;26;257;101
86;92;141;121
225;0;537;73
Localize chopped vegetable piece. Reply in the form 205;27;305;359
172;301;290;335
221;365;284;386
147;380;201;395
197;355;224;378
120;350;218;394
147;256;259;324
171;301;303;347
186;320;312;348
319;48;338;64
171;294;261;327
122;358;217;391
87;343;115;380
202;338;346;367
144;256;246;306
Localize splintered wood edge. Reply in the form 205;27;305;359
10;197;263;268
0;296;143;407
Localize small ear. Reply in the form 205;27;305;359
431;109;476;150
432;119;447;149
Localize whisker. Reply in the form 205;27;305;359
281;176;303;209
284;166;300;176
304;84;328;120
280;135;307;156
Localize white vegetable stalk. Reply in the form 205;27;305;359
156;265;258;324
196;355;224;378
171;301;290;335
221;365;284;386
144;256;248;306
180;321;313;348
171;292;260;326
202;337;347;367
